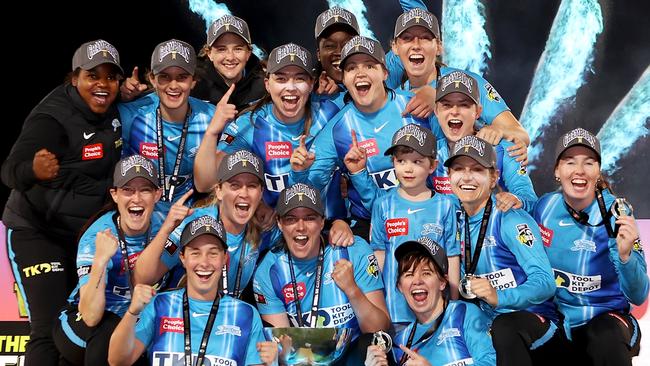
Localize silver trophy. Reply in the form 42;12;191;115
611;197;634;219
265;327;353;365
459;274;477;299
371;330;392;353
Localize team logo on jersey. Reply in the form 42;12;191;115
82;143;104;160
215;325;241;337
484;82;501;102
254;292;267;304
571;239;596;252
386;218;409;238
483;235;497;248
517;163;527;175
265;141;292;161
633;239;643;253
282;282;306;304
421;223;443;236
433;176;452;194
159;317;184;334
139;142;158;159
366;254;380;278
356;138;379;157
516;224;535;247
436;328;461;345
538;224;553;247
164;238;178;255
76;265;91;277
554;269;601;293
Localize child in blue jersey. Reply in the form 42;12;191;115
345;123;461;325
194;43;347;224
253;183;390;364
432;71;535;210
290;35;445;241
391;7;529;145
534;128;647;366
108;215;277;366
366;237;496;366
446;137;567;366
118;39;216;220
52;155;162;365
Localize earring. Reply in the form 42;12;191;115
555;176;560;182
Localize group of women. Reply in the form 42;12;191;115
2;2;646;366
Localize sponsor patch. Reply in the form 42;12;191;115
82;143;103;160
516;223;535;247
22;261;63;278
282;282;306;304
484;82;501;102
291;303;354;328
442;358;473;366
386;218;408;238
433;176;452;194
152;352;236;366
159;317;184;334
164;239;178;255
370;168;398;189
366;254;380;279
538;224;553;247
265;141;292;160
77;265;91;278
264;173;289;192
554;269;601;293
220;133;236;144
254;292;267;304
120;252;141;274
357;138;379;157
139;142;158;159
479;268;517;291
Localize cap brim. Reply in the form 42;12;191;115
341;51;385;70
443;153;493;168
317;22;358;39
394;241;447;275
183;232;227;251
555;143;601;164
81;60;125;75
435;89;478;105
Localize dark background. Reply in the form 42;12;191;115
2;0;649;215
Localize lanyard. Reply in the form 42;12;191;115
287;240;325;328
221;242;247;299
183;289;220;366
462;198;493;276
399;304;446;366
156;106;191;202
564;189;614;238
112;213;150;293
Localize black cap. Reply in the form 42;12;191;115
315;6;360;39
276;183;324;217
394;237;448;275
555;128;601;163
267;43;314;75
444;135;496;168
384;124;437;158
180;215;227;250
72;39;124;75
207;14;252;46
113;155;158;188
341;35;385;68
217;150;265;183
151;39;197;75
394;8;440;39
436;71;480;105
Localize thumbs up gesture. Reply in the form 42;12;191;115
343;130;367;174
290;135;315;172
120;66;148;102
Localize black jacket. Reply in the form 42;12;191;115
191;55;266;110
2;84;122;242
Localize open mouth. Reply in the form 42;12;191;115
127;206;145;218
411;289;428;302
195;270;214;282
460;184;477;191
355;81;371;96
331;59;341;70
408;54;425;66
571;178;588;189
92;91;109;104
235;202;251;217
281;95;299;107
448;119;463;131
294;235;309;247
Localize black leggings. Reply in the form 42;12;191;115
7;227;78;366
490;311;572;366
569;311;641;366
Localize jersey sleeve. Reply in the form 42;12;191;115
609;216;649;305
217;116;254;153
134;295;158;348
496;210;555;310
463;303;497;366
350;238;384;293
459;70;510;126
497;142;538;214
399;0;427;11
442;198;461;256
253;255;288;315
370;199;389;251
244;307;266;365
76;228;98;288
349;168;383;212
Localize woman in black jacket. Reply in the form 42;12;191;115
1;39;124;366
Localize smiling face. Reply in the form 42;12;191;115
110;178;162;236
448;156;498;215
392;25;442;87
208;33;252;85
434;93;482;143
265;65;314;123
393;148;436;194
149;66;196;121
278;207;325;260
181;235;226;300
555;146;601;211
72;64;121;114
317;27;356;83
342;53;388;113
397;255;446;324
215;173;263;233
